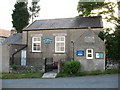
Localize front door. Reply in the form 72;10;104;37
21;50;26;66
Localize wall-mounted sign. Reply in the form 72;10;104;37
84;36;95;43
95;52;104;59
43;38;53;44
76;51;84;56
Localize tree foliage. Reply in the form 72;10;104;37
77;1;117;25
12;2;30;33
98;25;120;62
29;0;40;22
77;2;106;16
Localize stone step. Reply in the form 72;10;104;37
42;73;57;79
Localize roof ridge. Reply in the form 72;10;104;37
23;16;102;31
34;16;101;21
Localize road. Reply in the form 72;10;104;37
2;74;119;88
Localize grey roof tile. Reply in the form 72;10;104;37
23;16;103;30
2;33;23;45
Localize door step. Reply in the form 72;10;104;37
42;73;57;79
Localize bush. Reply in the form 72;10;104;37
11;64;18;70
63;61;81;74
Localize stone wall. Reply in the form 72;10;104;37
10;65;43;73
1;45;10;72
22;28;105;71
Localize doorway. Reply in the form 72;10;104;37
21;50;26;66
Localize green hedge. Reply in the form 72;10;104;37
64;61;81;74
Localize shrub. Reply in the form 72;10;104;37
11;64;18;70
63;61;81;74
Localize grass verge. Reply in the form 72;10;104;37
56;69;120;78
1;72;42;79
1;69;119;79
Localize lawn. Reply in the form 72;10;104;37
1;72;43;79
56;69;120;78
1;69;119;79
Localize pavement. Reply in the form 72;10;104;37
2;74;119;88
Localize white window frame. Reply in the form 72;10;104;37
86;49;93;59
32;37;41;52
55;36;65;53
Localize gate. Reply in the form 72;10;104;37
45;58;58;72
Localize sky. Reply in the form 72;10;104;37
0;0;79;30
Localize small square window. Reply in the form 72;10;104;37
86;49;93;59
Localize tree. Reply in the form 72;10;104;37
77;1;117;25
77;2;106;16
29;0;40;22
12;2;30;33
114;26;120;61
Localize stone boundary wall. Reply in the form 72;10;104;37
10;65;43;73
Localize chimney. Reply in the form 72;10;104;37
11;28;17;35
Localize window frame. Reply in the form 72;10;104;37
86;49;93;59
55;36;65;53
32;37;41;52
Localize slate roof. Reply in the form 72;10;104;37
23;16;103;31
2;33;23;45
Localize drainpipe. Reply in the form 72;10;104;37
11;31;28;65
71;40;74;61
11;45;27;65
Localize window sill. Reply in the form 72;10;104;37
31;51;43;53
53;52;67;54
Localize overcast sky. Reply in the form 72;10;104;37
0;0;79;30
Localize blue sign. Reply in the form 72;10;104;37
76;51;84;56
43;38;53;44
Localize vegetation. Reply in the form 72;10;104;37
11;64;18;70
77;2;106;16
1;72;42;79
77;1;117;24
1;69;119;79
63;61;81;74
57;69;120;78
98;15;120;62
12;2;30;33
29;0;40;22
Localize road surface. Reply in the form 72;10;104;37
2;74;119;88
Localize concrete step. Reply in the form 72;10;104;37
42;73;57;79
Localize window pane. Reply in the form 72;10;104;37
61;43;64;47
34;37;41;42
88;54;92;57
56;37;60;41
34;38;37;41
37;37;41;41
88;50;91;53
61;47;64;51
56;46;60;51
61;37;64;41
56;36;65;41
56;43;60;47
34;44;37;50
37;46;40;50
